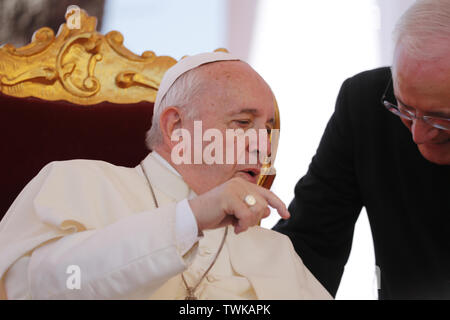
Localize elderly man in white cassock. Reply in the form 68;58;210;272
0;52;331;300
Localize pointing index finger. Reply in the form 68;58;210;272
256;187;290;219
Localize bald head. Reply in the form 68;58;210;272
393;0;450;69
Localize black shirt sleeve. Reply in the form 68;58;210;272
274;77;364;297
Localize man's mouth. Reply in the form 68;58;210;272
237;168;261;183
436;139;450;145
419;138;450;146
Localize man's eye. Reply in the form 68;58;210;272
235;120;251;125
399;104;416;116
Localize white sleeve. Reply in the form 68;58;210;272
5;201;200;300
175;198;201;256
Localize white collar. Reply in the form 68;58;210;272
141;152;197;200
151;151;181;177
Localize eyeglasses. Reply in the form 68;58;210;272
381;79;450;131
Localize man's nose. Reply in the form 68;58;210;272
248;132;272;160
411;119;440;144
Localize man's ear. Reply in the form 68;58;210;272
159;106;183;147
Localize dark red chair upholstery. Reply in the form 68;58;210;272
0;92;154;220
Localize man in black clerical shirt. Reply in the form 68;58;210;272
274;0;450;299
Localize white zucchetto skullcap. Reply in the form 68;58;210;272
154;51;241;112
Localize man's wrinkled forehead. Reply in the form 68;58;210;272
195;61;261;93
393;45;450;112
200;61;275;112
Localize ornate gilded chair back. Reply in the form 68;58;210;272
0;8;176;104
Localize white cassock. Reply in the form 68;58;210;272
0;152;332;300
